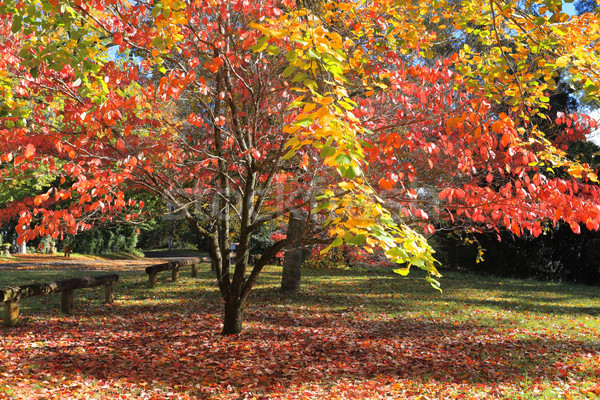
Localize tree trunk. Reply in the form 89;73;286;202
281;209;307;292
222;298;244;335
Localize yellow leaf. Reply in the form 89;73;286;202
339;181;353;191
393;267;411;276
346;217;372;228
555;55;570;68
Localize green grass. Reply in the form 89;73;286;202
89;250;147;260
1;265;600;399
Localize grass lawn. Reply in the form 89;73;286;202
1;261;600;399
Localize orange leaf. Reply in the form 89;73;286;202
378;178;394;190
24;144;35;160
205;57;224;73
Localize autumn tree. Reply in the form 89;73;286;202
2;0;600;334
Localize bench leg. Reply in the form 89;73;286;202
4;300;19;327
172;266;179;282
149;273;157;288
104;282;114;304
191;264;198;278
61;289;74;314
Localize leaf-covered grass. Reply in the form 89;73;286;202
1;262;600;399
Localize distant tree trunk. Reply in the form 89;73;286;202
281;209;309;292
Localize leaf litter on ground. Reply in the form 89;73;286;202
1;258;600;399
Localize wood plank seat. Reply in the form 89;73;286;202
145;257;204;288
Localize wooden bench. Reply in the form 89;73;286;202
145;257;204;288
1;274;119;327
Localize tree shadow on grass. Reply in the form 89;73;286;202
2;301;599;399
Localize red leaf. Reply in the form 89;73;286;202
570;222;581;234
189;57;200;68
116;139;126;152
113;32;123;46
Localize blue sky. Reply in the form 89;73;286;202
563;2;576;15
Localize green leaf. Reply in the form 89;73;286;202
331;236;343;247
151;37;164;49
313;201;330;212
303;79;318;91
249;36;269;52
409;256;425;268
11;16;22;34
281;149;296;160
334;153;351;165
346;234;366;245
320;236;343;255
282;65;295;77
285;50;297;62
320;145;336;158
287;98;305;109
152;5;162;17
426;275;442;292
362;127;374;135
294;118;312;127
292;72;307;83
266;45;280;55
18;47;31;61
387;246;409;260
341;165;360;179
